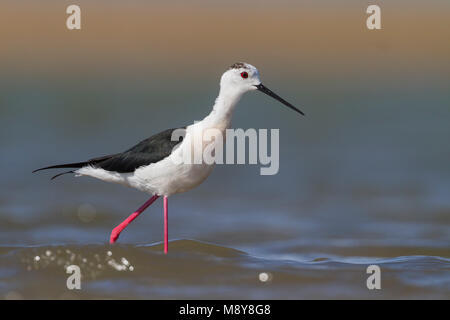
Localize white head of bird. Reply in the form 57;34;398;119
220;62;261;94
210;62;304;124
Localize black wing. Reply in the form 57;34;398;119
33;127;185;178
96;128;185;173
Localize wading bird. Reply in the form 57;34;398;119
33;62;304;253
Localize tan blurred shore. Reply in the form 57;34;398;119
0;1;449;80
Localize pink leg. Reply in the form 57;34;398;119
164;196;168;254
110;195;159;244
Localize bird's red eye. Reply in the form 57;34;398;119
240;72;248;79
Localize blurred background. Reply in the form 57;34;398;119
0;0;449;299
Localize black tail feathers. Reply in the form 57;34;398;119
32;161;85;180
51;170;75;180
32;161;89;174
32;154;116;180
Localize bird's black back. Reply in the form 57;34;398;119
98;128;185;173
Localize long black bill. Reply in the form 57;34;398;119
255;84;304;116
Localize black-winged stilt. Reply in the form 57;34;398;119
33;62;304;254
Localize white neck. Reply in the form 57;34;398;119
202;86;244;129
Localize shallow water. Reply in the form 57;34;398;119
1;240;448;299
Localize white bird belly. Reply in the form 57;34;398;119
75;157;215;197
133;157;215;196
